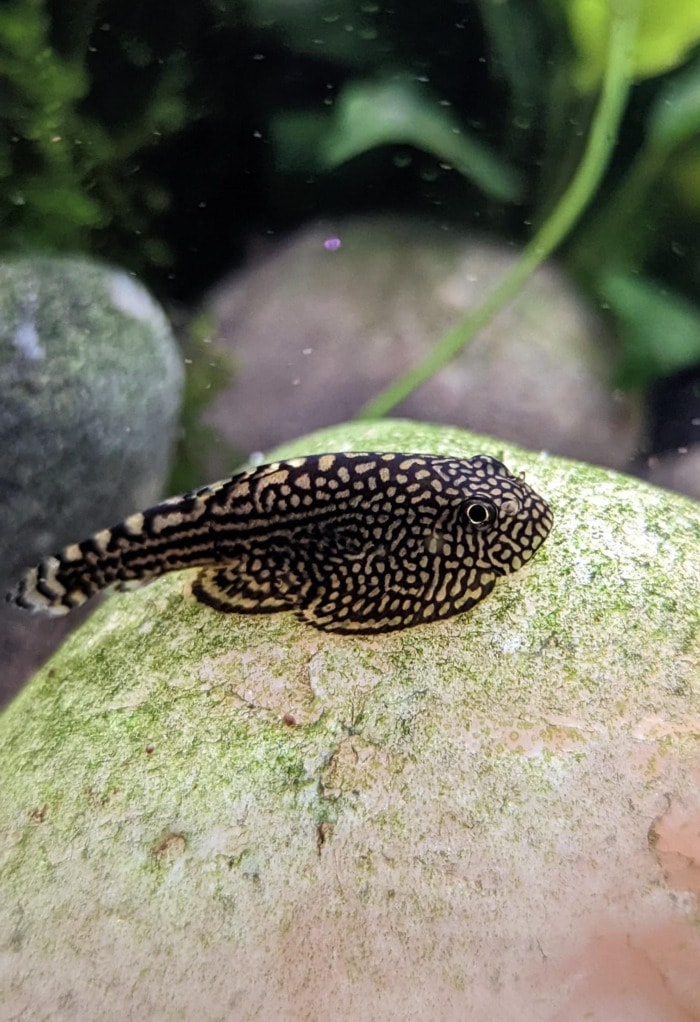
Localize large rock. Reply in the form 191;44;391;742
0;419;698;1021
206;217;642;469
0;257;184;702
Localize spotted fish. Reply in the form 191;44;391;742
6;452;552;634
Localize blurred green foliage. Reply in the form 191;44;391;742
2;0;700;391
0;0;192;269
565;0;700;88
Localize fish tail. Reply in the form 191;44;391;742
6;484;229;616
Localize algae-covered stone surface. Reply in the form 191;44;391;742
0;419;698;1021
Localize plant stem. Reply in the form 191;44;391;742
355;3;640;421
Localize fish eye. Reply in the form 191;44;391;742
464;499;497;528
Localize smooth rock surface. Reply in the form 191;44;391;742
0;419;698;1021
206;217;642;470
0;256;184;703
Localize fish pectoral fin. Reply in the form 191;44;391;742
294;594;407;635
295;604;368;633
189;567;291;615
294;602;414;634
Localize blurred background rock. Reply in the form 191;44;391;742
204;217;643;472
0;258;183;703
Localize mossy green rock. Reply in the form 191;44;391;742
1;420;698;1021
0;256;183;585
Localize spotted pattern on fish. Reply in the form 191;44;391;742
6;452;553;634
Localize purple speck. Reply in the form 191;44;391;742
323;237;341;251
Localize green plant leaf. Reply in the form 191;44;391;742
647;54;700;154
321;77;524;203
20;180;104;225
601;270;700;388
565;0;700;91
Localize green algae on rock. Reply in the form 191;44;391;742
0;419;698;1022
